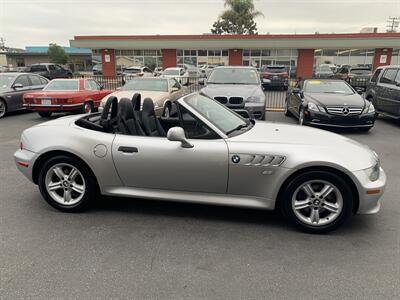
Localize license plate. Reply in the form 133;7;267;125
41;99;51;105
273;76;279;79
262;79;271;83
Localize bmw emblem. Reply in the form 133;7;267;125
232;155;240;164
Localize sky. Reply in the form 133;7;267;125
0;0;399;49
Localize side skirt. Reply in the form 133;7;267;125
102;186;275;210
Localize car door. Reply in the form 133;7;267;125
111;105;229;194
391;69;400;117
377;68;398;114
28;75;47;92
8;75;32;110
288;81;303;116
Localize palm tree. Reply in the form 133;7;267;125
211;0;264;34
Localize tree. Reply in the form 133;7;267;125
48;43;69;65
211;0;263;35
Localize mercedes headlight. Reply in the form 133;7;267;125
363;103;375;114
365;160;380;182
308;102;325;112
247;96;265;103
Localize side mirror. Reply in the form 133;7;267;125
167;127;193;148
292;88;304;98
99;84;104;90
13;83;24;89
171;87;179;92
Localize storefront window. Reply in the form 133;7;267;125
242;49;298;71
390;49;400;65
314;49;375;68
177;49;229;67
115;49;162;71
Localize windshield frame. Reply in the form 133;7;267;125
122;78;169;92
207;67;260;85
180;93;250;138
303;80;355;94
43;79;80;91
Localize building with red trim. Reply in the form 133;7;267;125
70;33;400;77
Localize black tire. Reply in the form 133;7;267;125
38;155;97;212
284;99;291;116
0;98;7;119
298;107;305;125
83;101;94;114
38;111;52;118
280;171;354;233
163;102;172;117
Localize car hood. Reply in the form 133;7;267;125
101;90;169;103
305;92;365;107
201;84;260;99
227;121;377;171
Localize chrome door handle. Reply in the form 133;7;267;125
118;146;138;153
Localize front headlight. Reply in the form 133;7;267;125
365;160;380;182
363;103;375;114
247;95;265;103
307;102;325;112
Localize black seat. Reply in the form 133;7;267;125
141;98;166;137
117;98;145;135
100;96;118;132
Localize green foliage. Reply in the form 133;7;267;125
211;0;264;34
47;43;69;65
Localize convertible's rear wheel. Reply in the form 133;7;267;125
38;155;96;212
281;171;353;233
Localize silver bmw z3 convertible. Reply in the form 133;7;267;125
14;92;386;233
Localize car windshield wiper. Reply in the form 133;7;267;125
226;122;249;135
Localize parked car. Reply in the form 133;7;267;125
23;78;112;117
314;65;335;79
260;65;289;90
334;66;372;90
0;73;49;118
27;63;72;79
122;66;153;77
201;66;266;120
178;64;201;77
200;65;217;78
14;92;386;233
92;64;102;75
285;79;376;131
161;67;189;85
153;67;163;77
99;77;187;117
366;65;400;120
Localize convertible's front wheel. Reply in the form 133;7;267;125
38;155;96;212
281;171;353;233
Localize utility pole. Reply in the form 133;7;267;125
386;17;400;32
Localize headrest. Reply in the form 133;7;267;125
101;96;118;120
131;93;141;111
118;98;134;120
142;98;155;116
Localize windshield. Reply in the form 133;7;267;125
124;68;140;74
0;75;16;88
263;67;286;73
350;68;371;75
122;79;168;92
304;80;354;94
44;80;79;91
163;69;180;75
208;68;259;85
184;93;247;134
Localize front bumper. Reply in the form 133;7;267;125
304;111;376;128
352;167;386;214
24;103;84;112
14;148;37;183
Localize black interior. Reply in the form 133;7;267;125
75;95;220;139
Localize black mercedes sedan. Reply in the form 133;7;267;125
285;79;376;131
0;72;48;118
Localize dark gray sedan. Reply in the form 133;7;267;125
0;72;48;118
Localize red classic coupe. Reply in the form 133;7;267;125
23;78;112;117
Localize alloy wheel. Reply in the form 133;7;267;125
0;100;6;118
291;180;343;226
45;163;86;206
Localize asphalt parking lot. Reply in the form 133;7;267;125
1;110;399;299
